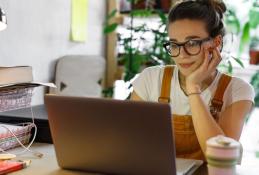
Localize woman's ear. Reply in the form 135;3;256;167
213;35;222;48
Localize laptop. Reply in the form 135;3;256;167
44;94;203;175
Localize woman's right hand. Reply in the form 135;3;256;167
185;46;222;94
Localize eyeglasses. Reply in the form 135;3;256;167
163;37;211;57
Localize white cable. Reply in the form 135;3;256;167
0;122;42;157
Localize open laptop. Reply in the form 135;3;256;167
44;94;203;175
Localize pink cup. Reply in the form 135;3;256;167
206;135;241;175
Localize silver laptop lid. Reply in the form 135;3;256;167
45;94;176;175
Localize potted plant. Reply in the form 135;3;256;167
104;0;172;83
220;6;246;74
250;37;259;64
250;71;259;107
232;0;259;65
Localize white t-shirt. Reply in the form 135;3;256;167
132;65;255;115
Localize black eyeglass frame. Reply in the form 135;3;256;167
163;37;212;57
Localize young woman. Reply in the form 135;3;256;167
131;0;255;160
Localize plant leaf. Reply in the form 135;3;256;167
103;23;118;34
155;10;167;24
106;9;117;21
130;9;152;17
239;22;250;54
232;56;244;68
249;7;259;29
250;71;259;107
227;60;233;74
225;9;241;34
127;0;140;4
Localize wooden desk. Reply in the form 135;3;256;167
9;143;259;175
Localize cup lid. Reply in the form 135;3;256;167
206;135;241;149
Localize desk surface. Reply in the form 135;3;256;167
8;143;259;175
9;143;101;175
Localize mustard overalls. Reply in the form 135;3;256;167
158;66;232;160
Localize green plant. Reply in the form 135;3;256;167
102;87;114;98
224;0;259;57
104;1;172;82
217;0;259;74
218;7;245;74
250;71;259;107
240;0;259;53
226;0;259;107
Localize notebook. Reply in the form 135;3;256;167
45;95;203;175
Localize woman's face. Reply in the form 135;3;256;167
168;19;211;77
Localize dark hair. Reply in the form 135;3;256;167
168;0;227;38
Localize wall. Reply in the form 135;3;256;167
0;0;106;105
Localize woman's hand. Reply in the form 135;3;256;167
186;45;222;94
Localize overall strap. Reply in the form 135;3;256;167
210;73;232;121
158;66;174;103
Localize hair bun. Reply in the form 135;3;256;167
211;0;226;18
197;0;226;18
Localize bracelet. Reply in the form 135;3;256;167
187;92;201;96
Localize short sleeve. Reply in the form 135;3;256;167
224;77;255;106
131;66;162;101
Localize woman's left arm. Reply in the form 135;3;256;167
218;100;253;140
188;94;223;154
188;94;253;154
